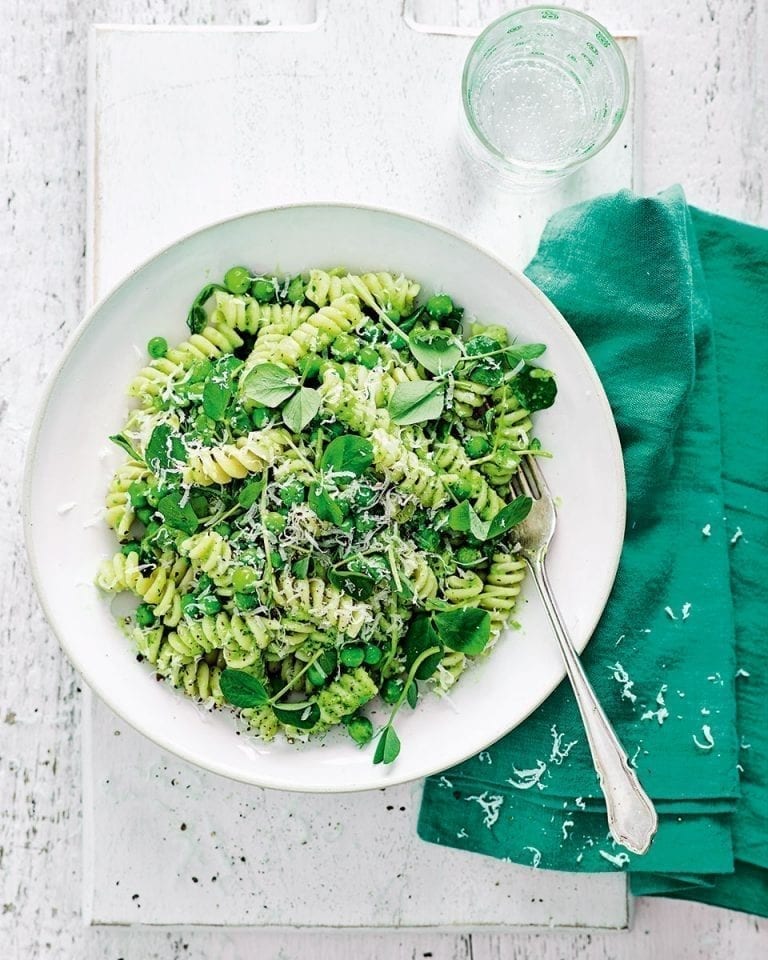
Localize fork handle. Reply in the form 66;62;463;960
528;560;658;855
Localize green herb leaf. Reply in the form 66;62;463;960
146;424;187;471
373;725;401;765
321;435;374;483
272;700;321;730
308;483;345;525
186;283;228;333
506;343;547;362
156;492;200;534
292;556;310;579
109;433;143;462
282;386;321;433
237;477;266;509
487;496;533;539
202;380;232;421
404;615;443;679
511;365;557;412
406;680;419;709
240;363;299;407
433;607;491;656
328;568;376;601
447;501;490;541
408;330;462;375
388;380;445;426
220;668;270;708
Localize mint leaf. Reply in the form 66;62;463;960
406;680;419;709
220;669;270;708
373;725;401;765
308;483;345;525
240;363;298;407
447;501;490;541
156;492;200;534
202;380;232;420
272;700;321;730
408;330;462;375
433;607;491;656
238;477;266;509
146;425;187;471
506;343;547;362
109;433;143;462
404;615;443;680
487;496;533;539
282;386;321;433
328;568;376;601
388;380;444;426
511;365;557;412
321;435;374;483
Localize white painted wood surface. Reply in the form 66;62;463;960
1;1;766;958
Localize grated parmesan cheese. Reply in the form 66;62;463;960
692;725;715;751
702;523;711;537
610;662;637;704
599;850;630;868
465;791;504;829
641;684;669;725
506;760;548;791
549;724;578;765
523;846;542;868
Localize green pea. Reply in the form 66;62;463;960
358;324;379;344
338;517;355;534
214;522;232;538
127;481;149;508
363;644;382;666
308;649;337;687
199;594;222;615
232;566;258;593
120;541;140;556
135;602;156;627
340;646;365;668
234;591;259;611
465;335;499;358
147;336;168;359
359;346;380;369
355;514;377;534
344;715;374;745
250;406;271;429
180;593;200;617
381;678;404;704
470;362;504;387
387;332;407;350
188;359;213;383
279;480;305;506
331;333;358;360
224;266;252;295
264;512;286;535
415;527;441;552
426;294;454;319
307;663;327;687
449;477;474;501
456;547;483;568
353;484;376;508
464;435;491;458
136;506;154;526
269;550;286;570
251;277;276;303
287;275;305;303
298;354;323;380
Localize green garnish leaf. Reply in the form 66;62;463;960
237;477;266;509
506;343;547;362
321;435;374;483
433;607;491;656
272;700;321;730
388;380;445;426
373;725;401;765
511;365;558;412
329;568;376;601
282;386;321;433
487;496;533;539
308;483;345;525
240;363;299;407
404;615;443;680
447;501;490;541
156;492;200;534
202;380;232;421
109;433;143;462
292;556;310;578
220;668;270;708
406;680;419;709
146;424;187;471
408;330;462;375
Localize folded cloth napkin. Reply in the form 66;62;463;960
418;188;768;917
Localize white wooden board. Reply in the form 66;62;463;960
85;1;637;929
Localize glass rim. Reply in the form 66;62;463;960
461;4;630;176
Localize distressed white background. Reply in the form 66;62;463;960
1;1;766;958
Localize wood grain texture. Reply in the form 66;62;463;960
0;1;765;958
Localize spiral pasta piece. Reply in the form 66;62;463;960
272;573;372;639
431;437;506;520
178;530;233;587
243;705;280;741
96;551;193;623
319;365;390;435
370;428;447;508
265;295;364;368
451;378;494;419
477;553;527;634
239;300;316;336
105;459;148;540
346;272;421;316
444;570;484;606
434;650;467;692
184;427;290;486
400;545;438;600
313;668;378;728
305;269;354;307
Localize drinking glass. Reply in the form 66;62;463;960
461;6;629;187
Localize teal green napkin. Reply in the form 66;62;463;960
418;188;768;917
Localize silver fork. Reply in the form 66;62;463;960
510;455;658;855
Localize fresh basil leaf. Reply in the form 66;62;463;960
404;615;443;680
511;365;557;412
320;435;374;482
186;283;228;333
406;680;418;709
202;380;232;421
328;568;376;601
146;425;187;471
308;483;345;525
282;386;321;433
272;700;321;730
220;668;270;708
237;478;265;509
506;343;547;362
487;496;533;539
240;363;298;407
388;380;444;426
373;725;401;765
447;501;490;541
408;330;462;375
156;492;199;535
109;433;143;462
433;607;491;656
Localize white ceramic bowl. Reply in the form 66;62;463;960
24;204;625;792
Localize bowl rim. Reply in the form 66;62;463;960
23;201;626;792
